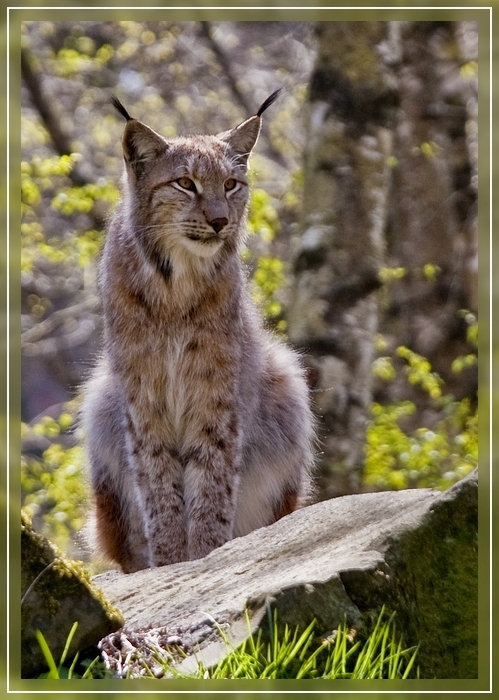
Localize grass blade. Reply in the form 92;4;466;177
59;621;78;668
35;630;59;679
401;644;419;679
80;656;100;679
284;618;316;665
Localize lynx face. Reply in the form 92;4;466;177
120;109;262;270
142;137;251;260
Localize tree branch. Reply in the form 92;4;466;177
21;296;100;347
198;22;288;169
22;319;99;357
198;22;253;116
21;47;88;187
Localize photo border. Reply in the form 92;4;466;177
4;3;494;696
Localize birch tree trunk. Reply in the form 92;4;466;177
287;22;399;498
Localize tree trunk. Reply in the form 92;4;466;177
382;21;477;401
455;21;478;315
287;22;399;498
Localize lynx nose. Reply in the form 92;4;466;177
208;217;228;234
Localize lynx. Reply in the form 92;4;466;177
82;90;315;573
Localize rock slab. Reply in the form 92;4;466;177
94;469;478;679
21;511;124;678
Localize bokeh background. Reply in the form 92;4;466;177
19;20;479;568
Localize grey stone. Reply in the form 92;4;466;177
21;511;124;678
93;469;477;679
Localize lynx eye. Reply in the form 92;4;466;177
176;177;197;192
224;178;237;192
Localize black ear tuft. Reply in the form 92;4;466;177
111;95;133;121
256;88;283;117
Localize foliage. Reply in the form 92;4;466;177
251;255;286;323
365;315;478;491
246;176;288;326
163;607;418;680
21;403;88;554
247;184;280;242
52;182;118;216
21;153;111;273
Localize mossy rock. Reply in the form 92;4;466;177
94;470;477;679
384;472;478;678
21;511;123;678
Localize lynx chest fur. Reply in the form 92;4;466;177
82;92;315;572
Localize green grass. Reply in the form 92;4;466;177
35;607;419;680
36;622;105;679
163;607;419;680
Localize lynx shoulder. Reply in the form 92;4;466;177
81;90;315;572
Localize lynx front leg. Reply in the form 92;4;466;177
127;429;188;566
183;420;240;560
184;457;238;560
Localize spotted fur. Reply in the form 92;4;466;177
81;94;315;572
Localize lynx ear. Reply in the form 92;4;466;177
111;95;168;176
122;120;168;177
218;88;282;165
217;116;261;162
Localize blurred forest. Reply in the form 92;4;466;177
20;20;478;566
